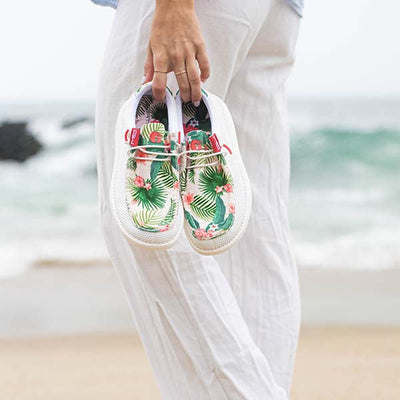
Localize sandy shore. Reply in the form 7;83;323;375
1;327;399;400
1;266;400;336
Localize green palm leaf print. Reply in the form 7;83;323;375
180;170;187;193
190;194;216;222
157;161;178;189
160;199;177;226
188;168;196;184
126;177;167;210
132;209;164;229
198;166;233;202
126;157;137;171
141;122;166;141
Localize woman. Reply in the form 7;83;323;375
93;0;302;398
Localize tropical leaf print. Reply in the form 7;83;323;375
126;157;137;171
160;199;177;226
190;194;216;222
213;196;226;224
132;209;164;230
150;102;168;130
198;166;233;202
182;101;197;117
218;213;234;230
179;170;188;193
188;168;195;184
184;210;200;229
141;122;165;141
126;177;167;210
157;161;177;189
150;156;170;181
135;94;153;118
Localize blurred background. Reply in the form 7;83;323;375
1;1;399;399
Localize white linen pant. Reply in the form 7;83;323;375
95;0;301;398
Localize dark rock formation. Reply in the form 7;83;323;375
0;122;43;162
62;116;91;129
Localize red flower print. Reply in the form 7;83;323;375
215;186;223;194
229;204;235;215
144;182;152;191
136;149;148;164
159;225;170;232
173;181;179;190
134;176;145;187
224;183;233;193
183;192;194;205
194;228;207;239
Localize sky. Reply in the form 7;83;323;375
1;0;399;102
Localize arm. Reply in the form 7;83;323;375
143;0;210;104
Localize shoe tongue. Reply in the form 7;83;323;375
186;130;212;151
140;122;167;145
186;130;222;153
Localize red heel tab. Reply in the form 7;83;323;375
125;128;141;147
209;133;221;153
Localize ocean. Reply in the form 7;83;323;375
1;98;400;279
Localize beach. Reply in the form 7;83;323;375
1;327;399;400
1;264;400;399
1;98;400;398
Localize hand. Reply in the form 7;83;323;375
143;0;210;104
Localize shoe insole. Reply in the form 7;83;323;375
182;100;211;133
135;92;169;131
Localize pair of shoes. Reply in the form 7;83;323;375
110;82;252;255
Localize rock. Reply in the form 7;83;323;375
0;122;43;162
62;116;91;129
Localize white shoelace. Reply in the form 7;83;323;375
128;141;226;168
129;144;172;161
178;148;226;169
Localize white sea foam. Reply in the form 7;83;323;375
1;99;400;278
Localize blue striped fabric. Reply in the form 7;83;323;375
91;0;303;16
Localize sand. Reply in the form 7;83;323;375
2;266;400;337
1;327;399;400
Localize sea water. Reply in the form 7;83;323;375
1;98;399;278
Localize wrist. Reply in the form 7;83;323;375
156;0;195;12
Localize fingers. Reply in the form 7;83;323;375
146;42;209;103
186;57;202;105
143;46;154;84
196;43;210;82
175;65;191;103
152;53;168;101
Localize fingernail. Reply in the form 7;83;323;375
193;101;200;107
141;76;146;84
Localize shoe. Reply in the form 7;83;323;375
176;88;252;255
110;82;183;249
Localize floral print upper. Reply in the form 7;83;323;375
125;94;179;233
180;100;235;241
